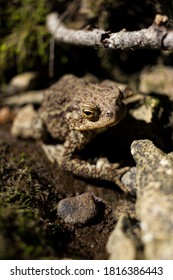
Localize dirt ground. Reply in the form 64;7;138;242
0;122;136;260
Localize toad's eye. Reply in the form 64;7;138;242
82;106;101;121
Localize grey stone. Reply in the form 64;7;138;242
121;167;137;196
57;192;98;225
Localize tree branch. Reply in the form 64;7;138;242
46;13;173;51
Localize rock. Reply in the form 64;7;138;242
139;65;173;98
9;72;39;94
130;103;153;124
121;167;137;196
129;94;162;123
0;107;15;124
57;192;99;225
131;139;173;259
106;214;141;260
11;104;44;139
128;95;165;148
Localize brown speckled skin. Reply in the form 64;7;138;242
40;74;128;191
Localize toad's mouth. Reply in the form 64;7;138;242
75;117;123;131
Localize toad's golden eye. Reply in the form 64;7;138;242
82;106;101;121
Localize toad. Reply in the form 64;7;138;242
12;74;128;192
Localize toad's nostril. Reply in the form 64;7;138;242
106;111;113;118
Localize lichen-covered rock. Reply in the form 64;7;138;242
57;192;99;225
131;139;173;259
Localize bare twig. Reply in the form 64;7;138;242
48;0;80;77
46;13;173;51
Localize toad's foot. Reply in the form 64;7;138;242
61;156;130;193
41;141;130;193
41;144;130;193
96;157;130;193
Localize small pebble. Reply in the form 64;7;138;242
0;107;15;124
57;192;98;225
121;167;137;196
10;72;38;92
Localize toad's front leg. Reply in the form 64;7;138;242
60;131;129;193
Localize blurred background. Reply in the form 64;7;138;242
1;0;173;87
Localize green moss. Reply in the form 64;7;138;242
0;207;54;259
0;0;52;79
145;95;161;109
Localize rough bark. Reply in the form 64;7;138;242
46;13;173;51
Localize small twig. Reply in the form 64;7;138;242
46;12;105;48
48;0;80;78
49;36;56;78
46;13;173;51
